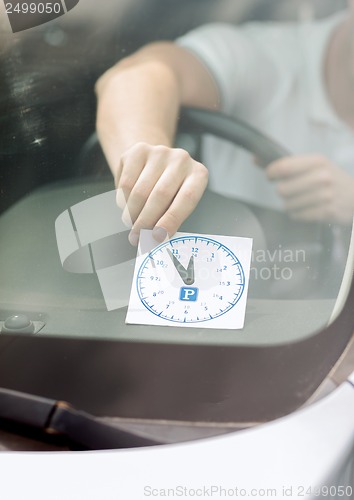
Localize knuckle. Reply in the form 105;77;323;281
123;141;149;158
131;184;149;203
133;141;150;152
119;175;134;192
152;144;170;155
173;148;191;161
182;186;200;206
195;163;209;182
154;183;172;199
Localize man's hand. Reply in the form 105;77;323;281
95;42;219;246
266;154;354;225
115;142;208;245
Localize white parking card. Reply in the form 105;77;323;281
126;230;253;329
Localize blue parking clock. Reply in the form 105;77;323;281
126;232;252;329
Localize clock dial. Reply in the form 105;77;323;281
136;235;245;324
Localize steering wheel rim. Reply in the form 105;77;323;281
178;106;289;166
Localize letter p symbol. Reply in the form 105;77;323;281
180;287;199;302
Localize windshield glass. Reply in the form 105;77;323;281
0;0;352;348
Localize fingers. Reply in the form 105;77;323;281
115;143;151;212
121;156;168;226
276;168;331;199
127;166;184;240
154;164;208;235
129;160;208;243
266;154;327;179
115;143;208;245
283;188;332;212
290;204;329;222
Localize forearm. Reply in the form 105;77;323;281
95;41;219;179
96;56;181;178
95;42;218;242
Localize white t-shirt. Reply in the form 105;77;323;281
177;12;354;210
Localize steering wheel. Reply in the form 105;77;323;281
177;106;288;165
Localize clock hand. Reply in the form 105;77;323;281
166;249;195;285
185;255;195;285
166;248;187;283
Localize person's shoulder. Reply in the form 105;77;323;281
176;22;248;47
175;22;263;67
177;20;301;62
236;21;304;77
178;11;345;48
239;21;301;52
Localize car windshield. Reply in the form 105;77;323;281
0;0;352;352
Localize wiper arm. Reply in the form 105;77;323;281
0;387;162;450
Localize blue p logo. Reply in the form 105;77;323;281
4;0;80;33
179;287;199;302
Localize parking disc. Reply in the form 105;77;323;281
126;230;253;329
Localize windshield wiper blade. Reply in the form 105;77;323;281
0;387;162;449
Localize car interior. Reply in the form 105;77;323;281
0;0;353;451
